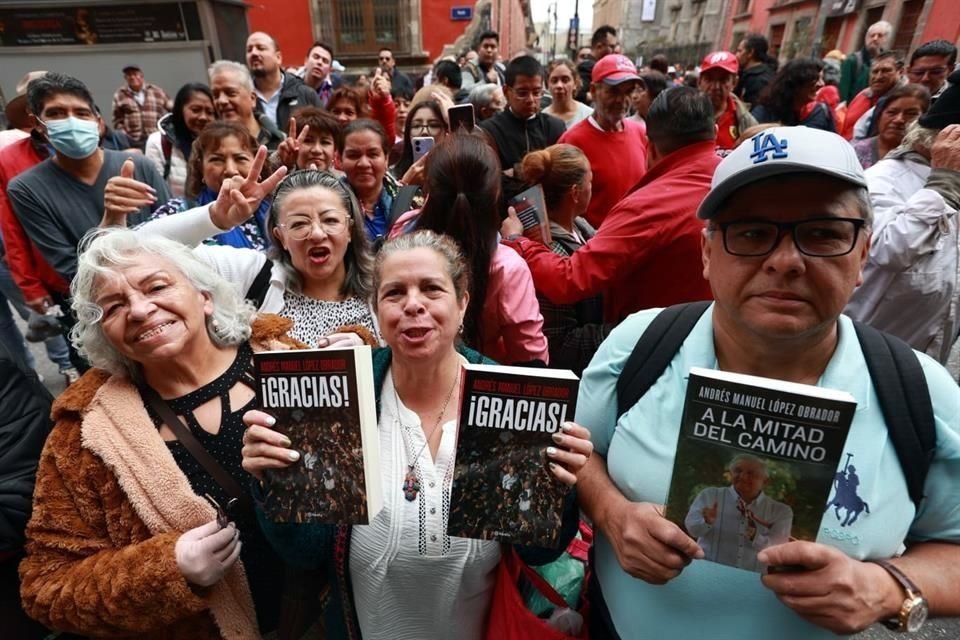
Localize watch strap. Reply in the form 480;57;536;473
871;559;921;598
870;559;924;632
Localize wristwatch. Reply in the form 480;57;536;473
870;559;929;633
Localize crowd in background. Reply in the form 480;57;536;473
0;17;958;640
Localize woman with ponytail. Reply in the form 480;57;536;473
518;144;609;374
393;133;548;365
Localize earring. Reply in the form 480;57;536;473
211;318;221;330
458;322;464;335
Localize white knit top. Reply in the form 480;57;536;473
349;368;501;640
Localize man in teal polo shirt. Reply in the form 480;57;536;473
576;126;960;639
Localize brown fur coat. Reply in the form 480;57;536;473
19;315;305;639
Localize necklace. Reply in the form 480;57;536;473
393;368;460;502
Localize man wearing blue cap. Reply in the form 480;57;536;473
575;125;960;639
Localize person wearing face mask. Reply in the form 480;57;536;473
7;73;169;370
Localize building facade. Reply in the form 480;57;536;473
248;0;535;77
600;0;960;67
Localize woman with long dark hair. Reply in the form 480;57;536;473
390;99;449;185
144;83;215;197
751;58;836;132
411;134;547;364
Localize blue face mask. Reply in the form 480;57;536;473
41;117;100;159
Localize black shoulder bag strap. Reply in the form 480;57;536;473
387;184;420;231
144;388;253;512
616;301;711;419
852;321;936;508
245;258;273;309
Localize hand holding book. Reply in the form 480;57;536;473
758;541;905;634
241;409;298;482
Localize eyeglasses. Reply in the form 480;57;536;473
907;66;949;80
714;217;867;257
279;215;349;240
379;56;392;62
411;120;444;134
511;88;544;100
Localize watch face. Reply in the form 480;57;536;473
906;598;929;632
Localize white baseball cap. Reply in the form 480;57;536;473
697;126;867;220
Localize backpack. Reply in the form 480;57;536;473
615;302;936;510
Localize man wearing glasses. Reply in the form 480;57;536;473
575;125;960;639
906;40;957;103
478;55;565;178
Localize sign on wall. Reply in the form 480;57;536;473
0;4;202;46
641;0;657;22
451;6;473;21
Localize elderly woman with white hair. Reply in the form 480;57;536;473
18;229;297;639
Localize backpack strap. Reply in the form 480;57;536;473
160;135;173;180
246;258;274;309
615;301;711;419
852;321;936;509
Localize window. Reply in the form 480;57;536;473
736;0;750;14
332;0;399;53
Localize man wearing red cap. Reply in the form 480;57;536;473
698;51;757;152
559;54;648;229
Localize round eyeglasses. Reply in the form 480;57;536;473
278;216;348;240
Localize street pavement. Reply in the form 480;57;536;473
19;319;960;637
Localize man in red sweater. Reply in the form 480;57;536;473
502;87;718;324
559;54;648;229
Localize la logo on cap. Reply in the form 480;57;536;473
750;132;789;164
709;53;728;64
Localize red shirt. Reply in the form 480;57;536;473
840;88;877;140
0;137;69;302
559;117;647;229
715;96;740;150
504;141;718;324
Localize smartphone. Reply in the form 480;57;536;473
447;103;476;132
412;136;435;162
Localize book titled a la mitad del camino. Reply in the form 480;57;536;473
448;363;579;548
254;347;381;525
665;367;856;573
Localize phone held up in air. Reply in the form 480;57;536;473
412;136;435;163
447;103;476;132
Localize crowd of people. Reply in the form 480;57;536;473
0;17;958;640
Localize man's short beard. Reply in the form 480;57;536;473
251;67;271;79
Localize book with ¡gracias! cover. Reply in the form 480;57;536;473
448;363;579;547
665;367;856;573
254;346;381;524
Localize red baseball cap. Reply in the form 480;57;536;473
700;51;739;75
592;54;642;86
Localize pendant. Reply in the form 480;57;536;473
402;465;421;502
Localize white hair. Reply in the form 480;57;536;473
71;228;256;379
208;60;255;92
868;20;893;35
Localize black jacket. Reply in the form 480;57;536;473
479;108;566;174
261;71;321;130
736;63;776;108
0;358;53;557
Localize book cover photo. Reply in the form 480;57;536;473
447;363;579;548
254;346;381;525
509;184;552;245
664;367;856;573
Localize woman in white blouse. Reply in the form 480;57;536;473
241;230;593;640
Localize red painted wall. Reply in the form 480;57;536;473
422;0;474;59
247;1;314;63
920;0;960;45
